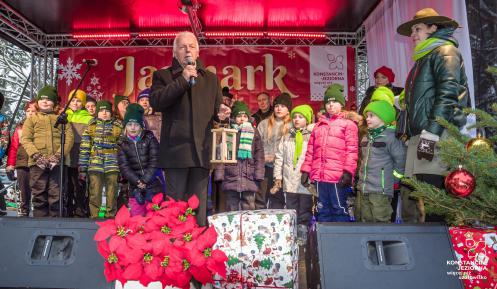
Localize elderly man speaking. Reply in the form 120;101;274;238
150;31;230;225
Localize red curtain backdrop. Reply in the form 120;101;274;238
58;46;355;113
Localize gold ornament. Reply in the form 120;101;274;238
466;133;492;151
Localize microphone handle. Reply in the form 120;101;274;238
189;76;196;86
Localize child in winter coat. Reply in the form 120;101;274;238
273;104;315;227
6;100;38;216
215;101;264;211
118;104;163;216
257;93;292;209
301;83;359;222
137;88;162;142
85;96;97;116
66;89;93;217
21;86;74;217
79;100;122;218
357;100;406;222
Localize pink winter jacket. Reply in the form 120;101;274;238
301;112;359;183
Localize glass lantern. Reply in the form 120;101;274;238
211;127;238;164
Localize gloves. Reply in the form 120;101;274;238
417;130;439;162
47;154;61;170
132;188;145;205
137;180;147;189
270;179;282;194
6;168;16;181
301;172;310;187
79;171;87;182
33;153;49;170
338;170;353;188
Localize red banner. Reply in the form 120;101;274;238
58;46;355;112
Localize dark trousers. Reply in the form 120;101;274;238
66;167;87;217
212;179;226;214
16;167;31;216
164;167;209;226
285;192;312;225
255;166;272;209
116;178;129;212
316;181;350;222
416;173;445;223
225;191;256;212
30;166;62;217
0;181;6;213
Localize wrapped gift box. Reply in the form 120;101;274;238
208;209;298;289
449;227;497;289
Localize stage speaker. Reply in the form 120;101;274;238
306;223;463;289
0;217;113;289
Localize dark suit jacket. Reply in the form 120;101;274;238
150;58;222;169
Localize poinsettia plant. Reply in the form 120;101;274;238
94;194;228;289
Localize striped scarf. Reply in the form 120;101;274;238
412;37;453;61
233;122;254;159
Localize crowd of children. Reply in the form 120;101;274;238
2;82;407;226
213;82;406;227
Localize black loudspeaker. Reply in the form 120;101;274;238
0;217;113;289
306;223;464;289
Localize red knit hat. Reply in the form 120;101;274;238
374;66;395;83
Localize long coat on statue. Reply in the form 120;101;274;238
150;58;222;169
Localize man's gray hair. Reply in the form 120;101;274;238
173;31;199;57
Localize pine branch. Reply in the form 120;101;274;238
436;117;469;143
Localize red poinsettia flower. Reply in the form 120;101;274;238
173;226;204;247
187;226;228;282
157;243;185;286
145;193;166;215
206;249;229;279
94;207;140;249
96;241;126;284
122;240;163;287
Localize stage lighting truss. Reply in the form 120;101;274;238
0;1;369;102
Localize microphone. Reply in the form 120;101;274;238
185;56;196;86
83;58;98;66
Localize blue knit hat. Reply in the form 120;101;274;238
137;88;151;102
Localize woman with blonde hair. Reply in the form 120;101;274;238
256;92;292;209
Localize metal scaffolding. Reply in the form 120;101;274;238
0;0;369;103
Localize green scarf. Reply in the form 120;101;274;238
233;122;254;160
293;128;304;168
367;125;387;141
412;37;453;61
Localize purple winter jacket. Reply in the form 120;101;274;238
214;127;265;193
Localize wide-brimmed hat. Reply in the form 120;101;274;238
397;8;459;36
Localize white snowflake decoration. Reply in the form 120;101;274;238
288;50;296;59
89;74;100;86
58;57;82;86
86;73;103;101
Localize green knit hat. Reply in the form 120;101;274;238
123;103;145;127
231;101;250;117
324;83;345;107
273;92;292;110
96;100;112;112
371;86;395;106
363;100;396;125
291;104;314;124
114;95;129;110
36;85;58;103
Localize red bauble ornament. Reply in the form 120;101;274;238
445;166;476;198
